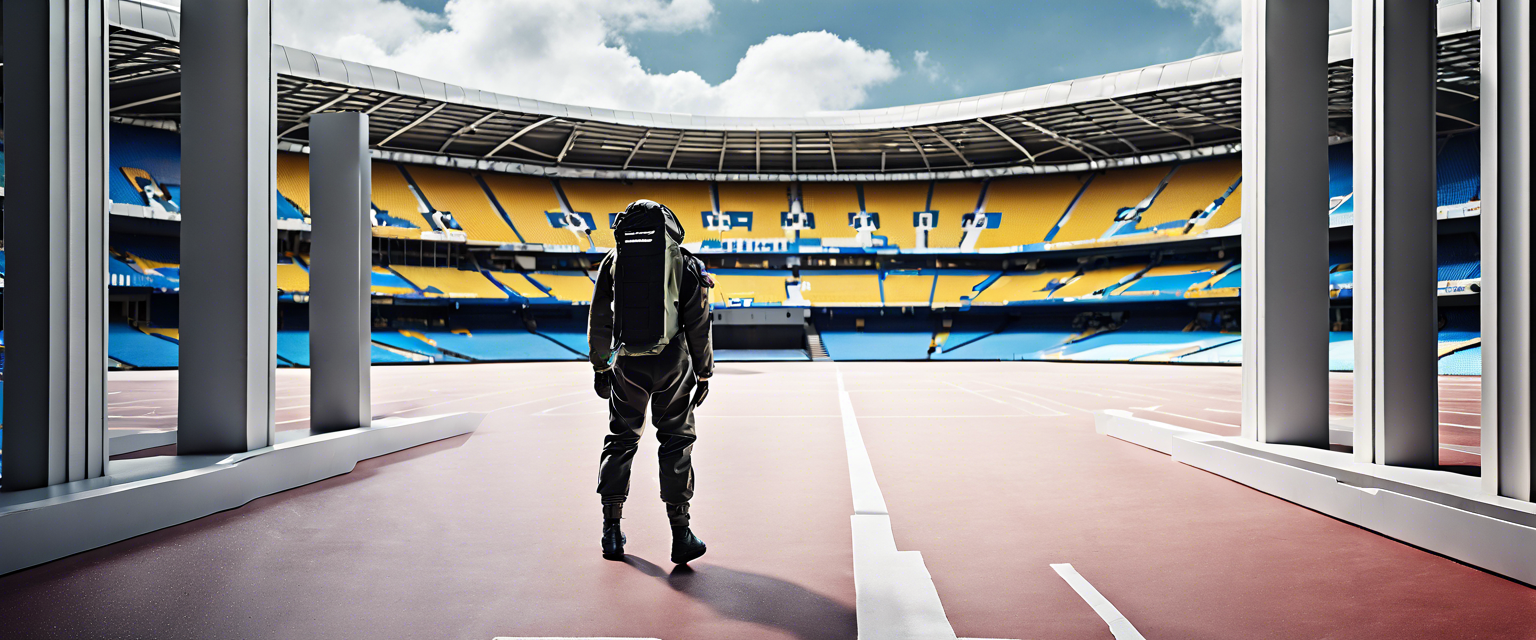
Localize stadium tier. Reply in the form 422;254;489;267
388;266;507;299
96;123;1483;254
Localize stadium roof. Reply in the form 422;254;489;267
18;0;1487;179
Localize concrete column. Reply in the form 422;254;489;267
1;0;110;490
1482;0;1532;500
1239;0;1330;447
176;0;277;455
1351;0;1440;467
308;112;373;433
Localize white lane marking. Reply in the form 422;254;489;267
837;364;972;640
837;367;888;516
1050;563;1146;640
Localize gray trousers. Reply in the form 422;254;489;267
597;336;697;508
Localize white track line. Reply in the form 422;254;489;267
1050;563;1146;640
837;364;973;640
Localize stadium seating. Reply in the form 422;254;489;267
370;161;427;237
1050;166;1169;244
417;329;583;361
711;270;790;305
931;272;992;305
488;272;554;301
796;183;862;240
389;266;508;299
372;330;463;362
1437;134;1480;207
275;152;312;221
526;316;590;356
1132;160;1241;232
526;272;595;304
403;165;521;244
932;316;1079;360
798;273;882;306
881;272;936;306
975;174;1082;248
481;174;576;247
109;123;182;211
276;261;310;294
1438;233;1480;281
1112;261;1230;297
1439;345;1481;376
371;267;420;296
969;271;1074;304
862;182;930;249
715;183;791;240
926;180;983;249
815;315;935;360
563;179;717;246
1050;264;1145;299
108;323;179;368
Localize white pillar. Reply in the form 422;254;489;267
176;0;278;455
1352;0;1440;467
1240;0;1331;447
1;0;110;490
1482;0;1532;500
309;112;373;433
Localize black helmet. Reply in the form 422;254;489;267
615;199;684;244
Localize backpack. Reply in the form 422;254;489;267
611;200;686;356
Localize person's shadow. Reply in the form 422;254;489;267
624;556;857;640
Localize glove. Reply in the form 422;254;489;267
594;370;612;400
690;378;710;409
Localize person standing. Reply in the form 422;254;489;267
588;199;714;564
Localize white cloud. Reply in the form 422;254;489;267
911;50;960;94
1154;0;1354;52
162;0;899;117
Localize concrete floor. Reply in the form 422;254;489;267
1;362;1531;639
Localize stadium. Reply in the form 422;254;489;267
0;1;1531;639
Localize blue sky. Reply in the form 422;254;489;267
253;0;1370;116
384;0;1235;109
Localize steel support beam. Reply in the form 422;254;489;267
1240;0;1330;447
308;112;373;434
1483;0;1533;500
177;0;277;455
377;102;445;147
1352;0;1439;467
483;115;558;159
1;0;110;490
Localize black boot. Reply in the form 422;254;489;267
602;518;626;559
601;502;626;560
666;502;706;564
670;526;707;565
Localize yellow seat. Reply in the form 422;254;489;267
275;263;310;293
927;181;982;249
711;274;790;304
276;153;312;218
932;273;992;304
1133;160;1241;232
970;271;1074;304
371;161;425;238
370;266;418;296
861;182;929;250
527;273;595;303
1051;166;1170;244
488;272;552;299
1111;261;1231;296
1052;265;1146;298
881;273;936;306
977;175;1084;248
797;183;861;239
717;183;791;239
563;180;716;249
402;165;520;245
798;274;881;306
389;266;508;299
1188;180;1244;233
480;174;582;247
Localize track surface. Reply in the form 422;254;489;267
2;362;1531;639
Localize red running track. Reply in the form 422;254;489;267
0;361;1529;639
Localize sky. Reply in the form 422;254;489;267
155;0;1363;117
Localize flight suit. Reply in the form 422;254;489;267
588;249;714;520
